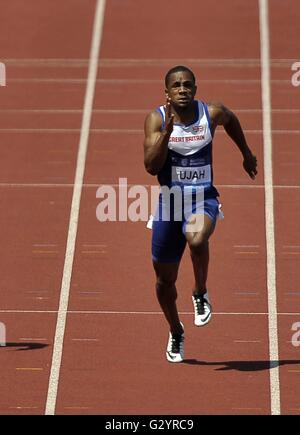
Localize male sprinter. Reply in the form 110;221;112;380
143;66;257;362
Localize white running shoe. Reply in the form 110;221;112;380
166;323;184;363
192;291;212;326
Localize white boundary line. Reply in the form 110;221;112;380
0;108;300;113
0;183;300;189
0;128;300;134
4;78;296;84
259;0;281;415
44;0;106;415
1;309;300;315
2;57;299;66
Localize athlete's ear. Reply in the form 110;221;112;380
194;85;197;96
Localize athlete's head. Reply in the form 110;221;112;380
165;66;197;109
165;66;195;88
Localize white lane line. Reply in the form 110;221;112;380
2;57;299;64
5;78;297;84
0;108;299;114
0;109;84;113
19;338;48;341
234;245;260;248
259;0;281;415
235;292;260;295
44;0;106;416
47;310;300;316
71;338;99;342
1;183;300;189
65;310;269;315
33;244;58;248
234;340;261;343
0;128;81;133
1;128;300;134
1;309;300;315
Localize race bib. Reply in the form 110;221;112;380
171;164;211;184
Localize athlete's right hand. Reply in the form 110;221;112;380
164;96;174;135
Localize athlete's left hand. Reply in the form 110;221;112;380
243;153;257;179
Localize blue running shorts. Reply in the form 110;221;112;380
151;196;221;263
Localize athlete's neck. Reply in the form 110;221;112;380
172;101;197;126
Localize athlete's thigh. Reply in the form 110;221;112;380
185;213;215;245
184;198;219;244
152;219;186;264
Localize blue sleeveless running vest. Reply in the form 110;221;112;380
156;100;219;199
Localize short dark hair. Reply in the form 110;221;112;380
165;65;196;88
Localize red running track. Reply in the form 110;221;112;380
0;0;299;415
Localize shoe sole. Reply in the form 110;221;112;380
194;312;212;327
166;352;184;363
166;323;184;362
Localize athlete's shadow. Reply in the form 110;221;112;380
0;342;48;351
183;359;300;371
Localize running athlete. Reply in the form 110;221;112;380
143;66;257;363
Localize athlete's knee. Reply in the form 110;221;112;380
156;276;177;301
156;275;176;291
188;233;209;255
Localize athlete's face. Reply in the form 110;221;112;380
165;71;197;109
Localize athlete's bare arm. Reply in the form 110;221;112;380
208;102;257;179
143;97;174;175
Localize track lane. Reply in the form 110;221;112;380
269;0;300;415
0;0;97;414
55;0;271;414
